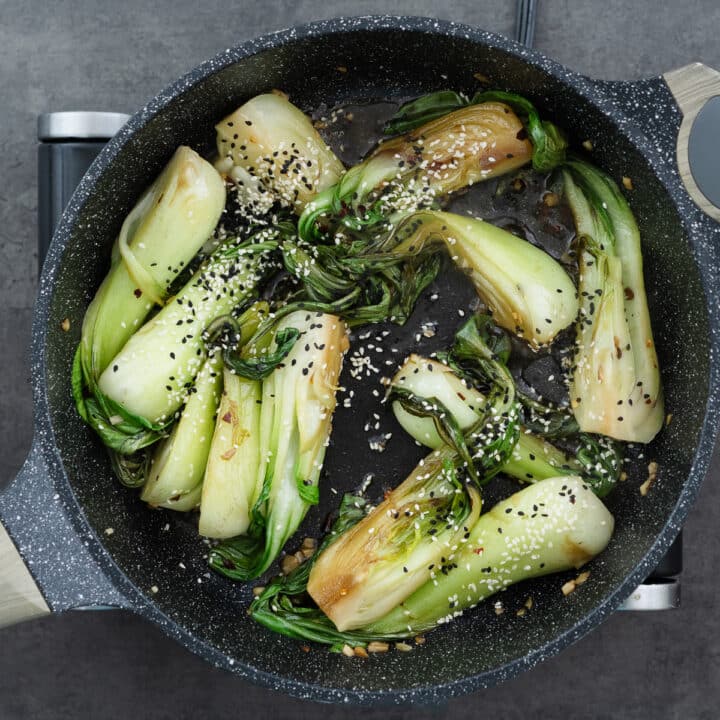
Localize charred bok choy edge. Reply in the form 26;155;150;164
207;310;349;580
298;99;533;243
250;476;614;646
390;317;621;498
383;89;568;173
215;92;345;213
563;159;663;443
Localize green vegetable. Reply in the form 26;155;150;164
140;351;223;511
215;93;344;212
391;354;621;497
307;448;482;631
281;236;442;327
391;354;573;483
250;494;372;648
305;313;520;631
388;211;578;346
390;313;621;498
563;160;664;443
79;145;225;382
299;100;532;242
251;476;614;644
140;303;267;512
384;89;568;173
207;310;349;578
95;233;280;428
199;367;262;537
366;476;614;636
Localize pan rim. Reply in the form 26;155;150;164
31;14;720;704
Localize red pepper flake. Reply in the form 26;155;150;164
222;411;233;423
473;547;484;555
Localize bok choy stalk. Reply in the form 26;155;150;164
139;303;267;510
95;231;281;428
139;351;223;511
78;145;225;381
207;310;349;579
299;101;532;242
563;160;663;443
365;476;614;636
388;211;578;346
250;476;614;644
215;93;345;212
198;367;261;537
307;448;482;631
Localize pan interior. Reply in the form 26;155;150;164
42;26;709;694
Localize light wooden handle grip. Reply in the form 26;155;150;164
0;520;50;628
664;63;720;222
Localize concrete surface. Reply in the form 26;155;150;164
1;1;720;717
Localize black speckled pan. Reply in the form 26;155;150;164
2;16;720;706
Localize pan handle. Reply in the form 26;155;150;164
663;63;720;222
0;517;50;628
0;439;134;627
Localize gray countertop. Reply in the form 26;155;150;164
2;1;720;718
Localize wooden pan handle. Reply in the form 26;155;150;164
0;520;50;628
664;63;720;222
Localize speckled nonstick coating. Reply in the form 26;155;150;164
3;16;720;705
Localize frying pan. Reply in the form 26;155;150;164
2;16;720;705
